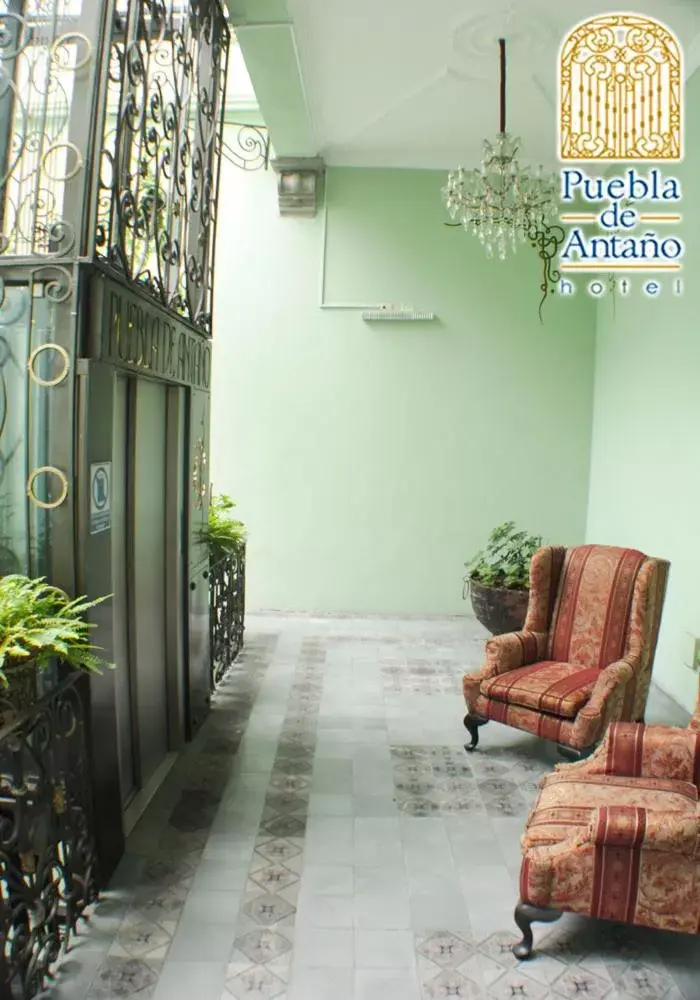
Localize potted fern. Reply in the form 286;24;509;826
0;575;111;723
463;522;542;635
201;493;247;672
201;493;247;561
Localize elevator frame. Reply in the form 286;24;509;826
0;0;230;878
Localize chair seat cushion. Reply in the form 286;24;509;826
523;770;698;850
481;660;599;719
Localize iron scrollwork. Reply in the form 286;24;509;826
210;546;245;690
222;122;270;172
526;221;566;322
0;3;90;260
0;673;98;1000
444;219;566;321
96;0;231;335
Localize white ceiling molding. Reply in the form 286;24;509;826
448;6;557;82
242;1;700;169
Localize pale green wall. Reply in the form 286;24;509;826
212;161;597;614
586;72;700;713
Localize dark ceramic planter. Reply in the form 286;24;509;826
469;579;529;636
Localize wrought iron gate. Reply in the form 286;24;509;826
0;2;247;995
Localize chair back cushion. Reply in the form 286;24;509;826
547;545;646;670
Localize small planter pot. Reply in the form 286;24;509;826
468;579;529;636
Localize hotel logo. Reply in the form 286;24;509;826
559;13;682;162
557;14;685;296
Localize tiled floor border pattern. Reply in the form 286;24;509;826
222;635;326;998
78;632;280;999
56;626;693;1000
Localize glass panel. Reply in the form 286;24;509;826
27;285;58;578
0;0;87;258
0;282;31;574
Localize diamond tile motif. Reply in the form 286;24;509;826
422;969;483;999
234;929;293;965
487;967;549;999
261;815;306;839
264;792;308;815
418;931;475;969
381;657;462;695
242;890;296;927
142;855;197;887
268;774;311;794
255;838;303;864
390;743;549;819
552;967;612;999
131;884;190;925
617;963;674;999
249;864;299;893
114;919;171;958
87;957;159;999
74;621;698;1000
225;965;287;999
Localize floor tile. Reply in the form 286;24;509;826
168;918;237;962
151;960;226;1000
353;892;412;930
355;929;416;969
301;864;354;896
288;965;354;1000
296;893;355;928
292;927;354;967
354;968;421;1000
61;618;696;1000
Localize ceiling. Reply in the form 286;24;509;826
233;0;700;170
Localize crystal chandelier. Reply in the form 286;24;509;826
442;38;559;260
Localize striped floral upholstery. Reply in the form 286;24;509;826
483;661;598;719
519;708;700;936
463;545;669;751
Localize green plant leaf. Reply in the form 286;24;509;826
199;492;247;560
463;522;543;593
0;575;112;687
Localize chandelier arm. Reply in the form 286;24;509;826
499;37;506;134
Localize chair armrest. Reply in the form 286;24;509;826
568;659;634;750
589;805;699;856
463;630;547;712
590;722;700;783
484;630;548;674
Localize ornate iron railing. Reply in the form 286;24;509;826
0;672;98;1000
95;0;231;334
209;544;245;689
222;122;270;172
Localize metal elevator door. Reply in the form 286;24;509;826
113;375;136;804
130;378;169;789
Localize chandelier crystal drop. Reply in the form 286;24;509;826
442;38;559;260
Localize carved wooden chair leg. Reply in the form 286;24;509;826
557;742;597;763
512;900;562;959
463;713;487;752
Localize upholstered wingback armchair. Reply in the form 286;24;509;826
463;545;669;757
513;687;700;958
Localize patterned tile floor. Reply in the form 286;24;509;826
46;616;699;1000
